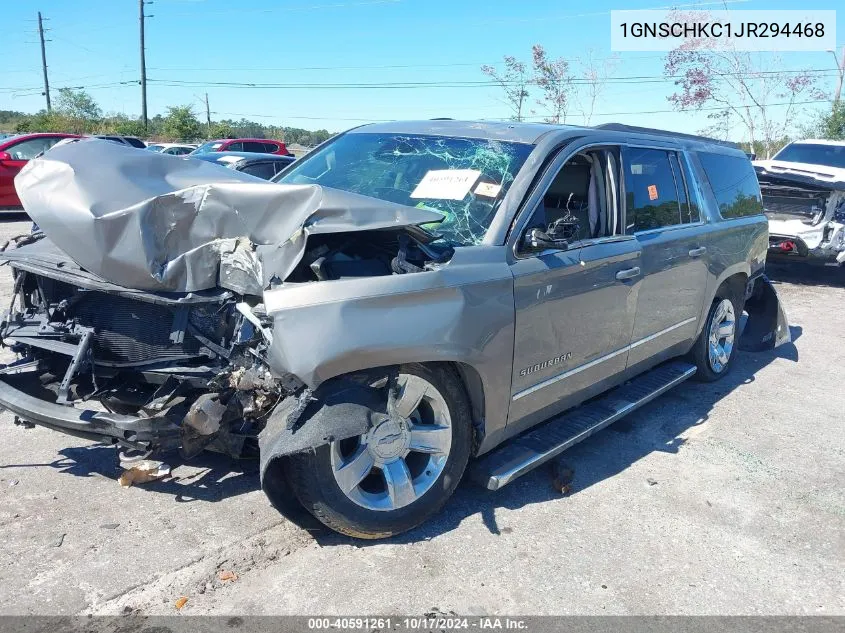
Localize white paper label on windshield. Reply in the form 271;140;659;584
410;169;481;201
474;182;502;198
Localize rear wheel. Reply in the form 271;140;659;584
285;363;472;539
691;296;739;382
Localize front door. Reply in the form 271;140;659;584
0;136;65;207
507;146;642;433
621;146;709;368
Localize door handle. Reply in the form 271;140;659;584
615;266;641;281
688;247;707;258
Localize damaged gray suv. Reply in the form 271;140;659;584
0;121;789;538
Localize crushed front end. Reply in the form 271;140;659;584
755;162;845;265
0;241;297;458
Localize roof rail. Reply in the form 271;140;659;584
593;123;739;149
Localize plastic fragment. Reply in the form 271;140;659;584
118;460;171;488
174;597;188;610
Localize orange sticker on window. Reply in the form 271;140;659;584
647;184;658;200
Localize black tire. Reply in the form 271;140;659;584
284;363;473;539
691;293;741;382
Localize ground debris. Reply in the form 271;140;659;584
118;460;172;488
52;533;65;548
647;478;659;486
551;459;574;495
218;570;238;583
174;596;188;610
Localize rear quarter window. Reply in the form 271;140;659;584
698;152;763;219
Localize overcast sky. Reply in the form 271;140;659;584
2;0;843;137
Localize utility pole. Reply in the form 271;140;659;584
37;11;51;112
204;92;211;136
139;0;149;131
832;45;845;104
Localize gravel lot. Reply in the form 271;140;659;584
0;215;842;616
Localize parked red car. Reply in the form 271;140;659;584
0;133;80;209
190;138;291;156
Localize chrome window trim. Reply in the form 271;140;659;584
512;316;697;401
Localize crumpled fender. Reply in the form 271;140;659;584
258;367;396;481
738;275;791;351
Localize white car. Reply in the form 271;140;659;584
753;139;845;266
145;143;197;156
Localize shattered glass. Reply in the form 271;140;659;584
276;133;533;246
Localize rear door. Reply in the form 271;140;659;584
242;141;266;153
622;146;709;369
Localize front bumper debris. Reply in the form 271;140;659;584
737;275;791;352
0;368;180;449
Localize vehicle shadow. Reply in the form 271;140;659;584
5;328;802;538
766;262;845;288
0;444;260;503
312;325;803;546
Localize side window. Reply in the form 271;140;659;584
521;147;623;250
240;162;277;180
7;137;53;160
623;147;684;233
226;142;244;151
262;142;279;153
698;152;763;219
243;141;265;153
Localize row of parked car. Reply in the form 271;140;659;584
0;132;297;209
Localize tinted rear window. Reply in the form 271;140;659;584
773;143;845;169
698;152;763;219
240;162;277;179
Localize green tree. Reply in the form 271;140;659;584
209;121;234;139
815;102;845;140
161;105;201;141
54;88;102;133
109;115;147;138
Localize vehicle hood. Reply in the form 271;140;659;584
753;159;845;191
10;138;444;295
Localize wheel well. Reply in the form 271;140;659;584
449;362;486;452
714;273;747;307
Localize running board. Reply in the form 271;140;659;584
470;361;697;490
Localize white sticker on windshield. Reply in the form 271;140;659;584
410;169;481;201
474;182;502;198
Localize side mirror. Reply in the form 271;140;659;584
0;151;12;164
524;227;569;252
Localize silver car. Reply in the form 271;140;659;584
0;124;788;538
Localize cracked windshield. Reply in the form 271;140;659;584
275;133;534;246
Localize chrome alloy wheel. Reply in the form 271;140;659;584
329;373;453;512
708;298;736;373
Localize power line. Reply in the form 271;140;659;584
144;68;841;91
213;98;833;125
2;67;840;96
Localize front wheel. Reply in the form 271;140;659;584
691;296;739;382
285;363;473;539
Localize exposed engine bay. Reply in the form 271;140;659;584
0;223;450;459
755;163;845;264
